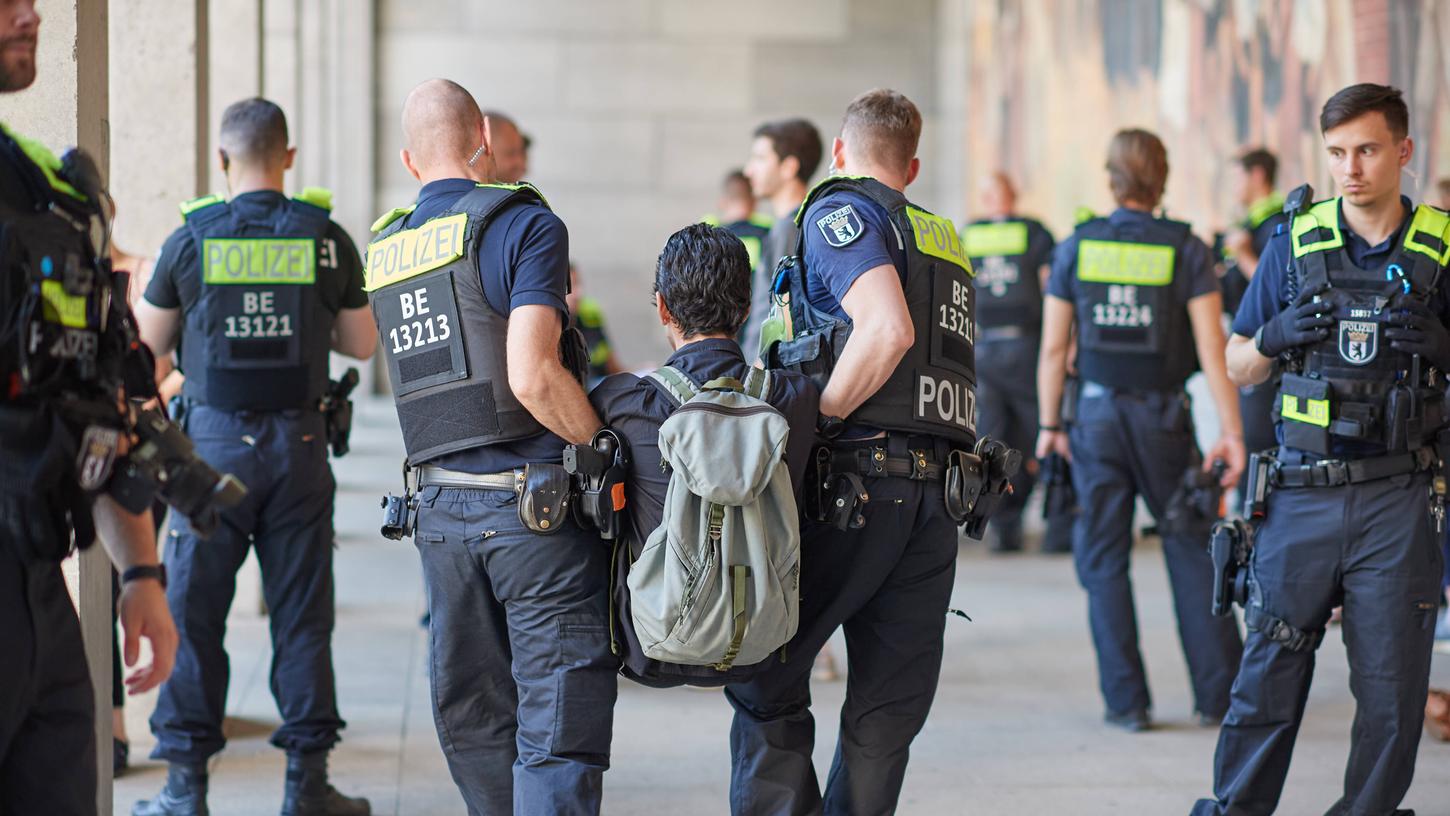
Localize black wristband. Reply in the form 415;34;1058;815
1040;424;1063;432
121;564;167;589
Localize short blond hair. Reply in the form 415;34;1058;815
1106;129;1168;206
842;88;921;174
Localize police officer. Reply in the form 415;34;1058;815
705;170;775;272
964;171;1071;553
1036;128;1245;732
133;98;376;816
369;79;615;816
1195;84;1450;816
733;88;985;815
567;261;622;388
0;2;178;812
1219;149;1289;510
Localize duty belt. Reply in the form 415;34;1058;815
831;447;944;481
414;464;520;491
1271;447;1436;489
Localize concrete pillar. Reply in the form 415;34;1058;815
208;0;262;193
109;0;209;255
8;3;112;811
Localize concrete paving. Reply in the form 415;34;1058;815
112;397;1450;815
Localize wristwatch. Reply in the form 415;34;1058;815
817;414;846;441
121;564;167;589
1253;324;1268;355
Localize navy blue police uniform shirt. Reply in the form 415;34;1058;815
1231;196;1450;459
395;178;572;473
146;191;368;315
799;184;908;438
1048;207;1219;311
589;338;820;545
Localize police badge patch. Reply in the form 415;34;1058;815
817;204;863;247
1338;320;1378;365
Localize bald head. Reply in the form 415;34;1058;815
977;171;1017;218
401;79;485;173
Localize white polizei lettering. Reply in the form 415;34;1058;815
917;375;976;430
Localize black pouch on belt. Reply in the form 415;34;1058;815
943;449;983;523
517;463;572;535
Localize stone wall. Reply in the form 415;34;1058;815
375;0;957;364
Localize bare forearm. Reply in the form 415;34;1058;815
1226;334;1273;387
1188;294;1243;437
516;361;601;444
1037;345;1068;426
92;494;159;571
818;327;907;419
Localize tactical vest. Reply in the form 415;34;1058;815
704;213;774;271
177;190;335;412
963;218;1043;331
368;183;580;464
761;175;977;447
0;125;118;406
1276;193;1450;456
1071;215;1198;391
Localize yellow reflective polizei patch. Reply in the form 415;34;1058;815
1076;240;1175;286
906;206;973;275
203;239;316;285
41;279;88;328
962;221;1029;259
365;213;468;292
1282;394;1330;427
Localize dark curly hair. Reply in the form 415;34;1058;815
654;223;751;338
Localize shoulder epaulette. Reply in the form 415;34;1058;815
179;193;225;217
370;205;416;233
748;212;775;230
1073;206;1096;225
293;186;333;211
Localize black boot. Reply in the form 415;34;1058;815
280;751;371;816
132;762;209;816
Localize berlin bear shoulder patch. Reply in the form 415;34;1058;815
817;204;864;247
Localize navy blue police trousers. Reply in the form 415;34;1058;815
1193;456;1441;816
150;405;344;763
726;463;958;816
1069;384;1244;719
414;484;617;816
0;540;95;816
977;335;1075;550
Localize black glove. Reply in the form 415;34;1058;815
1255;286;1333;357
1385;298;1450;371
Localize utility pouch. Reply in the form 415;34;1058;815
379;492;415;540
517;463;572;534
1244;451;1273;520
943;448;984;523
824;471;869;531
1385;383;1413;452
1278;373;1331;455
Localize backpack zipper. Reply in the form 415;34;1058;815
672;403;779;419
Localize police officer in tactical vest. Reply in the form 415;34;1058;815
369;79;616;816
964;171;1073;553
0;3;179;812
1036;129;1246;733
132;98;376;816
1194;84;1450;816
740;88;1010;815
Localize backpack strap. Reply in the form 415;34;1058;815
646;365;699;406
711;564;752;672
741;366;771;400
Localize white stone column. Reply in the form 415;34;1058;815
109;0;209;255
8;4;112;810
208;0;262;193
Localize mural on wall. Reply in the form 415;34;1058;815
965;0;1450;236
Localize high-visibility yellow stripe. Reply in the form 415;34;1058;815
1076;240;1174;286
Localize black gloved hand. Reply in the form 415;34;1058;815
1385;298;1450;371
1255;285;1333;357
